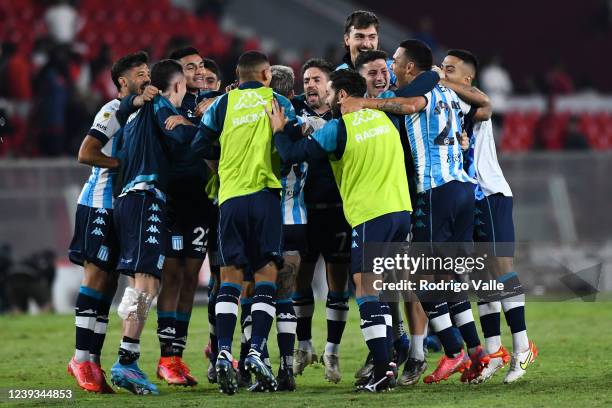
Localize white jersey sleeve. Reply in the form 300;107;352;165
89;99;121;144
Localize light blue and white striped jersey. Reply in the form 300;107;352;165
77;99;122;209
405;85;475;193
281;162;308;225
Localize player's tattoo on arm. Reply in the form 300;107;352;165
276;260;297;300
376;100;406;115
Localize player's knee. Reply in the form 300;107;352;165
82;263;108;290
117;286;156;321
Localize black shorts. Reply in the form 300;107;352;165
218;190;283;277
283;224;308;252
114;192;167;279
68;205;118;271
165;188;216;259
302;204;350;264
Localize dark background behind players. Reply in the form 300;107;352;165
0;0;610;157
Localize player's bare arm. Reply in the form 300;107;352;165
339;95;425;115
440;79;493;121
77;135;120;169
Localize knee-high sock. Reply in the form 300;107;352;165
250;282;277;355
74;286;102;363
448;298;481;353
207;277;218;360
157;310;176;357
173;311;191;357
325;290;349;355
477;301;502;354
420;301;463;357
216;282;241;355
276;298;297;369
499;272;529;352
239;298;252;366
357;296;389;366
293;287;314;348
89;295;112;364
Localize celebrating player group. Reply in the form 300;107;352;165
66;10;538;396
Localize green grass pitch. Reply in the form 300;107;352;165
1;302;612;407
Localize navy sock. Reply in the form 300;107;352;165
357;296;389;365
250;282;277;354
207;278;218;360
276;298;297;368
89;296;112;363
173;311;191;357
75;286;102;362
380;302;394;354
119;336;140;365
477;301;501;339
216;282;241;354
239;298;253;366
293;287;314;342
325;290;349;347
420;301;463;357
448;299;481;351
157;310;176;357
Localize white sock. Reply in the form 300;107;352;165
74;349;90;363
512;330;529;353
484;335;502;354
409;334;425;361
325;342;339;355
298;339;312;351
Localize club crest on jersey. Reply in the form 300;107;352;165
97;245;109;262
234;91;267;110
172;235;183;251
351;109;382;126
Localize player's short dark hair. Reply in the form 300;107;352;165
151;59;184;92
344;10;379;34
202;57;221;80
301;58;334;77
168;46;200;61
270;65;295;97
237;51;269;79
399;39;432;72
355;50;388;71
111;51;149;91
329;69;366;97
447;49;479;74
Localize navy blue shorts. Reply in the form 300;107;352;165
412;181;475;243
217;190;283;276
165;189;216;259
351;211;411;275
283;224;308;252
302;205;351;264
69;205;118;271
474;194;515;257
114;192;167;278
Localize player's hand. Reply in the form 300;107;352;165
265;99;288;134
339;96;363;115
165;115;192;130
432;65;445;80
460;130;470;151
194;98;216;117
133;85;159;107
